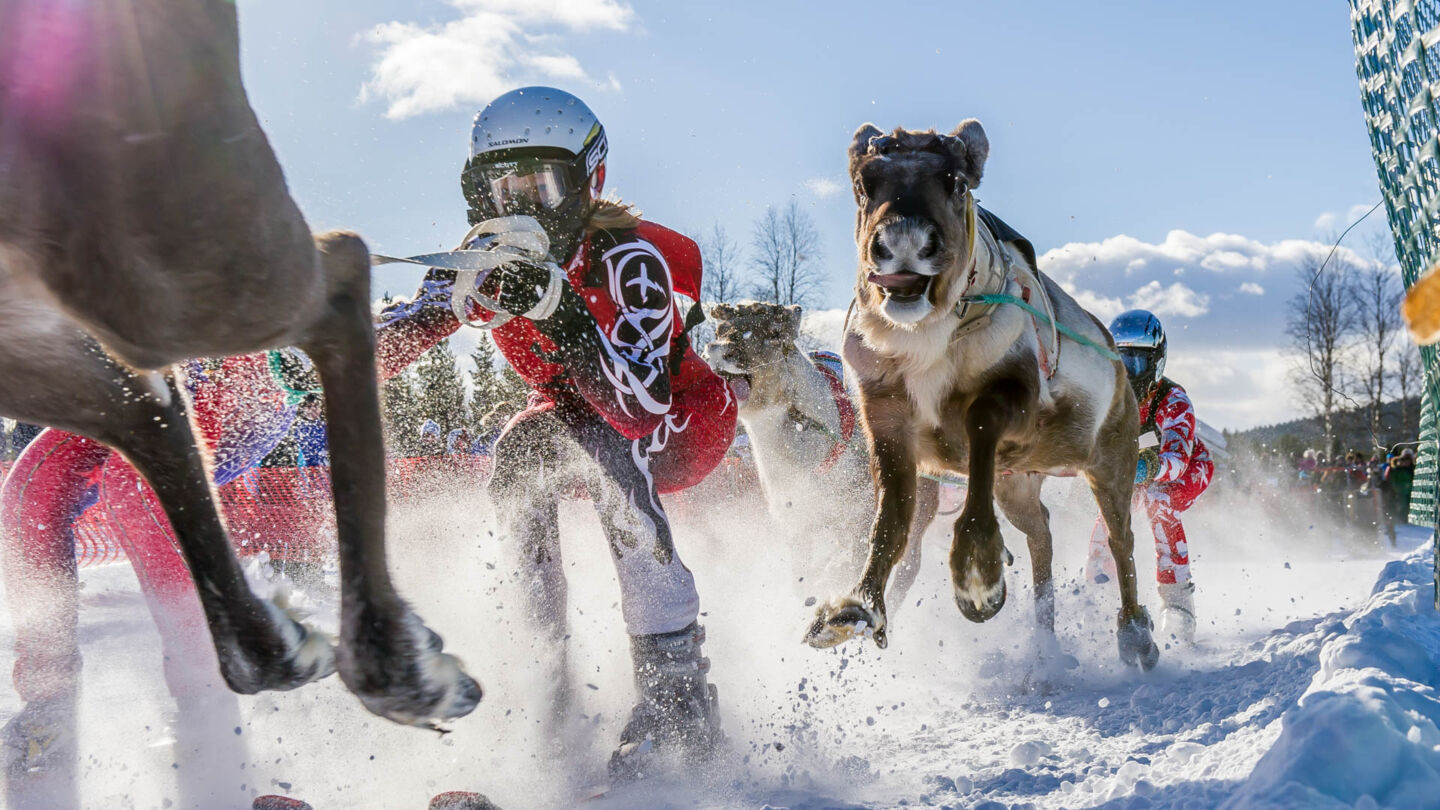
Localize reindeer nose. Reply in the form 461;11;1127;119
918;231;941;259
870;232;892;261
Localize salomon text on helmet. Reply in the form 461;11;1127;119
461;86;608;259
1109;309;1167;401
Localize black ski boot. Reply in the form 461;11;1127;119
2;695;77;778
608;622;722;782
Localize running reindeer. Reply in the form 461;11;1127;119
704;301;940;601
805;121;1159;669
0;0;480;723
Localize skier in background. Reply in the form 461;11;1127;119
1087;310;1214;645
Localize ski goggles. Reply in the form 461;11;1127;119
473;158;577;212
1118;347;1159;381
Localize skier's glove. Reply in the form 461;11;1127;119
1134;448;1160;486
377;266;457;328
494;259;566;321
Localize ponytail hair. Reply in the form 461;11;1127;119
585;197;642;233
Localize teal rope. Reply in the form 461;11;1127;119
960;293;1121;361
266;350;322;407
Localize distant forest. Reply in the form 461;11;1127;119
1229;396;1420;459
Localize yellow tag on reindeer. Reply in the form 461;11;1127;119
1403;261;1440;345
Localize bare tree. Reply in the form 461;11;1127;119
1286;255;1360;455
1353;264;1403;442
1395;338;1421;434
700;222;743;304
749;200;824;308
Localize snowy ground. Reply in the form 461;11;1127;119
0;480;1433;809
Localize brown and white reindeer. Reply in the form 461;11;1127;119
0;0;480;724
703;301;939;601
804;121;1159;669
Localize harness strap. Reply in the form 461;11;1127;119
959;292;1121;362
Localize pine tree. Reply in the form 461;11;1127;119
467;335;502;431
381;367;421;457
496;362;530;411
415;339;469;435
376;294;421;457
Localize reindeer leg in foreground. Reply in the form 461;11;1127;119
951;382;1026;623
0;296;339;695
806;422;917;650
1088;467;1159;671
887;474;938;614
301;232;481;725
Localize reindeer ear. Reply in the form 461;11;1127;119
948;119;989;190
784;305;803;339
849;123;883;202
849;123;882;161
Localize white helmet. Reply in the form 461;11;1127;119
461;87;608;257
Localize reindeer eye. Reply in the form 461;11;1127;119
947;171;968;197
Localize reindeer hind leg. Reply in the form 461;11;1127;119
994;472;1055;633
1086;467;1159;671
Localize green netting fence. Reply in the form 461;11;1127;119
1352;0;1440;605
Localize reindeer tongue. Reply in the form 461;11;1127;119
728;377;750;404
867;271;929;297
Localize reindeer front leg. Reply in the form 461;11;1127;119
806;398;916;650
950;380;1026;623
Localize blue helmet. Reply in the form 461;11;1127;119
1109;309;1166;398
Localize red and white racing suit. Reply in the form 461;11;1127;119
376;221;737;637
1088;379;1214;586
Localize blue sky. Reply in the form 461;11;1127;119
235;0;1392;428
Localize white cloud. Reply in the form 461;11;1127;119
359;0;634;119
1058;279;1208;322
1039;230;1376;347
805;177;844;198
1061;284;1125;322
1166;348;1294;430
1314;202;1382;234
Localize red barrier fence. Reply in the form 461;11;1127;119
64;456;492;568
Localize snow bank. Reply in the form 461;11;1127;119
1226;543;1440;809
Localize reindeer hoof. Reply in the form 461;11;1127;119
1117;607;1160;671
218;596;337;695
804;597;887;649
339;608;483;727
955;574;1007;624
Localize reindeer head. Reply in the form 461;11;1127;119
703;300;803;407
848;120;989;327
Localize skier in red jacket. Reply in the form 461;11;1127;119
376;87;736;778
1086;310;1213;645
